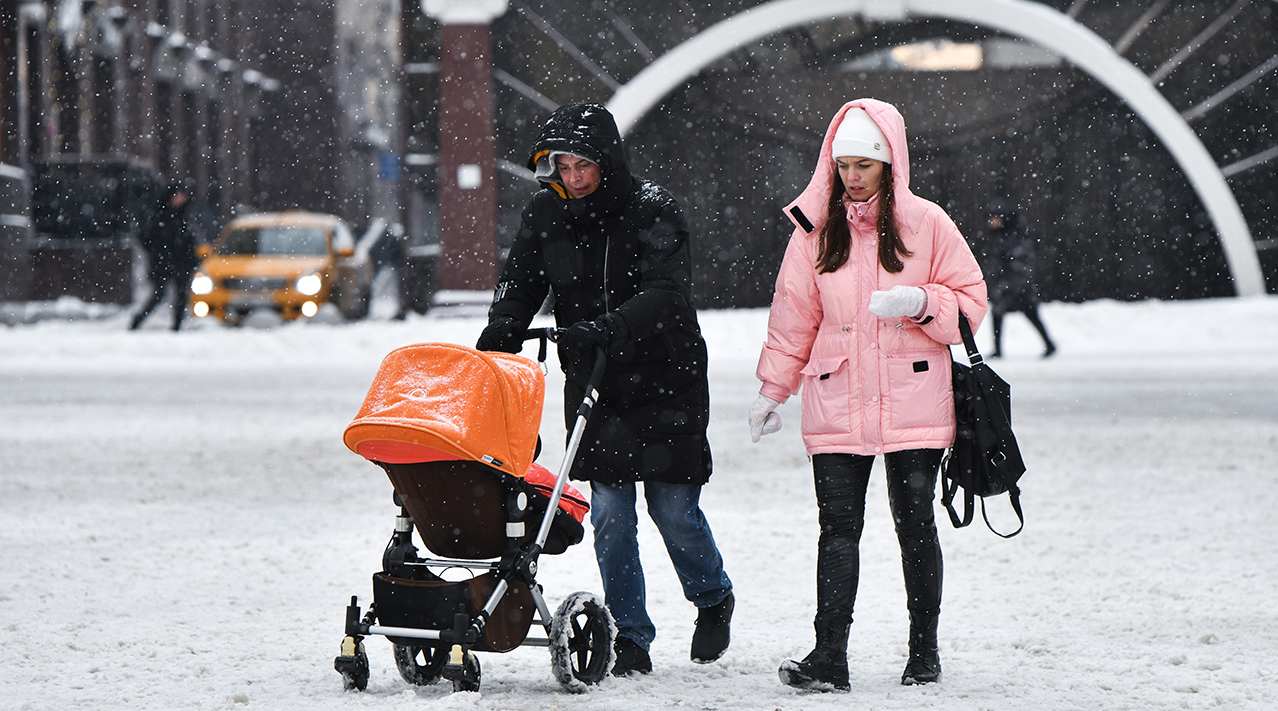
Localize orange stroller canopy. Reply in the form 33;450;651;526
343;343;546;479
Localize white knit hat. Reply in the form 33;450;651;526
831;108;892;164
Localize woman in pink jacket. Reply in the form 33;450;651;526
751;99;987;692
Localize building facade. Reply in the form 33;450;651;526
4;1;1275;308
0;0;401;304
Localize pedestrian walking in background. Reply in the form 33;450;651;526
986;201;1056;357
750;99;987;692
475;103;734;677
130;182;199;331
370;222;411;320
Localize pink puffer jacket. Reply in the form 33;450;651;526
756;99;988;456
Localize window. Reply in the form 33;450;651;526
217;226;330;256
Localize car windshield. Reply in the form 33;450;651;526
216;226;329;256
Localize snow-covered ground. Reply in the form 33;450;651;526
3;295;1277;710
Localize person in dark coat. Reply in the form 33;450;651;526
130;182;199;331
476;103;733;676
369;222;411;320
986;202;1055;357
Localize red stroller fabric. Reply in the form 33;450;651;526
524;462;588;524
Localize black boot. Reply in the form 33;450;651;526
778;617;850;692
901;612;941;685
691;592;734;663
612;636;652;676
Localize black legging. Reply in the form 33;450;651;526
812;450;943;626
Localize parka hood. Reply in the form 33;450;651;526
527;103;632;202
784;99;924;237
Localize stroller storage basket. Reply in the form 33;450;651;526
372;572;534;653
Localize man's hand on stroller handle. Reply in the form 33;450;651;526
560;317;617;353
476;316;524;353
479;325;607;390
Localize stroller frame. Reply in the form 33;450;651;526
335;332;615;694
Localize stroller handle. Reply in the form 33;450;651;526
520;327;606;557
522;327;607;394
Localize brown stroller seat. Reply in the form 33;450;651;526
383;459;587;560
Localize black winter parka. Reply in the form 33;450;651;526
988;212;1040;314
485;104;711;486
141;187;198;281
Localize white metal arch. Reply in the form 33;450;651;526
606;0;1266;296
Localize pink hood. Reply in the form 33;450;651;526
784;99;927;239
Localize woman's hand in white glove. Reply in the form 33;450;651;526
868;285;927;319
749;394;783;443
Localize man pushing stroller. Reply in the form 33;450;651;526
477;103;734;676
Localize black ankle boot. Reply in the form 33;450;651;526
901;612;941;685
612;636;651;676
691;592;734;663
778;617;850;692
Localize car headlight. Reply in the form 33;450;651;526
191;273;214;295
296;273;323;296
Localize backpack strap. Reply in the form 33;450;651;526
957;312;982;366
981;485;1025;539
943;315;981;531
940;451;974;529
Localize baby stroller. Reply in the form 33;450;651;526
333;331;616;693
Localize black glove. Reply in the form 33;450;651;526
561;314;624;354
476;316;523;353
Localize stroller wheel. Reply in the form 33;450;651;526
550;591;617;692
445;647;481;693
393;643;447;686
334;636;370;692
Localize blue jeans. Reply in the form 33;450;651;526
590;481;733;650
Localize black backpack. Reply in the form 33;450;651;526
941;313;1026;538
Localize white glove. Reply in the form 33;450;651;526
868;285;927;319
749;394;783;443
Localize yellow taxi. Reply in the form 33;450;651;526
190;211;373;323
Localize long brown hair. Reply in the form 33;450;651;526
816;168;911;274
